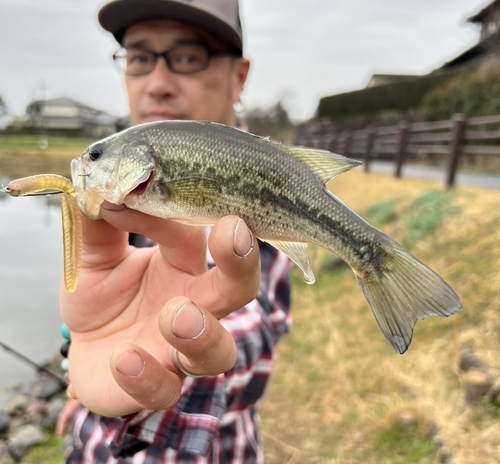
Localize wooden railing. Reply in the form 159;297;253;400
295;113;500;187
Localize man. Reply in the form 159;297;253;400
61;0;292;462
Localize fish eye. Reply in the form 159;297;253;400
88;147;102;161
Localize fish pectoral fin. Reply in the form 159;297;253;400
355;241;462;355
264;239;315;284
164;177;219;207
284;146;361;184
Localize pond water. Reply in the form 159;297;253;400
0;191;64;406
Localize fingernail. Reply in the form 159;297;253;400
66;384;78;400
172;302;206;340
233;219;254;258
116;350;145;377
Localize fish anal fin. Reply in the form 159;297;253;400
264;239;315;284
284;145;361;184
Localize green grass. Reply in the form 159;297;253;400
363;190;463;246
372;420;437;463
0;135;94;150
0;138;85;178
363;198;399;228
401;189;462;245
22;433;64;464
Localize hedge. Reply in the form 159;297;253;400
316;72;453;119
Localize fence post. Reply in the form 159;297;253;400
323;133;336;152
343;131;352;157
395;121;409;178
311;135;322;148
363;126;375;172
446;113;466;188
330;134;337;153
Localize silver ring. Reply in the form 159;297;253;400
170;347;204;378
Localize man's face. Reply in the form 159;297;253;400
122;19;250;126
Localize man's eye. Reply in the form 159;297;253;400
179;53;202;64
128;52;151;64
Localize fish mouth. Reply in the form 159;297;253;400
128;171;153;197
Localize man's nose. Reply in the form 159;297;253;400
145;56;178;97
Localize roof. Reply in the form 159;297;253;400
440;42;489;69
25;96;119;126
468;0;500;23
365;74;420;88
27;97;98;111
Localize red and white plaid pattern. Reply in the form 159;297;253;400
66;241;292;463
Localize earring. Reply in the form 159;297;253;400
233;98;245;114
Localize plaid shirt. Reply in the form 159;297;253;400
66;241;292;463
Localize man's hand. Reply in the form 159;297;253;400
61;204;260;417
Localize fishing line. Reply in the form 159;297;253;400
0;339;66;385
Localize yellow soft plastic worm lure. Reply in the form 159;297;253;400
3;174;82;292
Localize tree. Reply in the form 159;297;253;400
244;101;295;142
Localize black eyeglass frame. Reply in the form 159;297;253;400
112;43;242;76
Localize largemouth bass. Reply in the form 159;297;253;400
5;121;461;354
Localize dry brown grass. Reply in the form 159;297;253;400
261;170;500;463
3;144;499;462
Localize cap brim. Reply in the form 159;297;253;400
98;0;242;53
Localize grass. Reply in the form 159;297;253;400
260;169;500;464
0;135;94;149
0;136;89;178
372;419;437;463
3;147;500;462
21;433;64;464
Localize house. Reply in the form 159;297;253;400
441;0;500;70
0;95;12;130
25;97;118;138
365;74;420;89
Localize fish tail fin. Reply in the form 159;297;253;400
354;241;462;354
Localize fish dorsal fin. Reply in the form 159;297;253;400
264;239;315;284
283;145;361;184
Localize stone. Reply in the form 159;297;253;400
462;369;493;404
5;395;29;417
42;398;66;431
319;256;347;273
25;399;47;427
437;446;453;464
7;424;45;461
458;348;483;372
0;441;14;464
0;413;10;437
425;420;439;440
31;376;65;400
26;400;47;417
487;377;500;405
396;409;417;428
8;417;26;432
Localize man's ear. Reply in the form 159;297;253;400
232;57;251;104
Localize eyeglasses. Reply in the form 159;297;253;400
112;44;241;76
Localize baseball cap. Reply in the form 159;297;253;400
98;0;243;54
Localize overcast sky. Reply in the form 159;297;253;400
0;0;489;121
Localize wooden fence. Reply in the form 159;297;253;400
295;113;500;187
